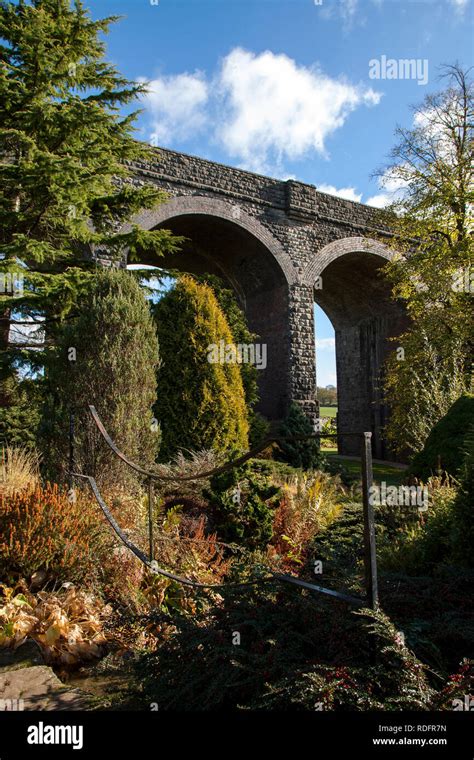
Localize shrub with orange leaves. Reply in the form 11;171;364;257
95;507;233;615
157;511;232;584
138;513;233;616
268;473;342;571
0;484;110;585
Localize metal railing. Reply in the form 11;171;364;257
69;405;379;609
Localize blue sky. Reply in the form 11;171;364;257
86;0;473;386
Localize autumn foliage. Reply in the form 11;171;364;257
0;484;108;584
0;583;113;666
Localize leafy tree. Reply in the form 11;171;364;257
385;330;468;456
0;0;180;405
317;386;337;406
152;275;249;461
376;65;473;455
40;269;160;487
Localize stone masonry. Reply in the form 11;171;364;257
123;147;407;458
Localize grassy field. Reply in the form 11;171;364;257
326;454;406;486
320;406;337;418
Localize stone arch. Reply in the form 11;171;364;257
131;195;298;287
302;236;394;287
130;194;296;422
306;236;406;458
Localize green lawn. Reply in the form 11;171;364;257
326;454;406;486
320;406;337;418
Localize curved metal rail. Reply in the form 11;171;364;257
68;405;372;607
88;404;358;484
71;471;363;604
72;471;274;590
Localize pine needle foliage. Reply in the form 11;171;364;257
40;268;160;486
152;276;249;461
0;0;181;397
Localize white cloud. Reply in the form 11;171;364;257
316;337;336;351
216;48;381;172
140;72;209;144
321;0;360;29
366;166;410;207
449;0;469;11
365;193;391;208
318;184;362;202
139;49;382;176
340;0;359;23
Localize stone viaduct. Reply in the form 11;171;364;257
123;147;408;459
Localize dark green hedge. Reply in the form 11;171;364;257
410;394;474;480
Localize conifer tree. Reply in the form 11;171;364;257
276;402;324;470
192;273;269;445
0;0;180;405
41;268;160;486
152;276;249;461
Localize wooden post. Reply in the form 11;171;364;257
361;432;379;609
148;478;154;562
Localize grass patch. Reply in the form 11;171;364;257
327;455;406;487
320;406;337;418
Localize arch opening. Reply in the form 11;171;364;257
314;303;338;452
313;247;408;459
133;208;292;422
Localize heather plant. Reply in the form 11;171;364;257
0;483;109;585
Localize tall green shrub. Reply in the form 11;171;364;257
205;463;280;550
194;274;269;446
40;269;160;486
152;276;249;461
276;403;325;470
0;377;42;449
410;394;474;479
